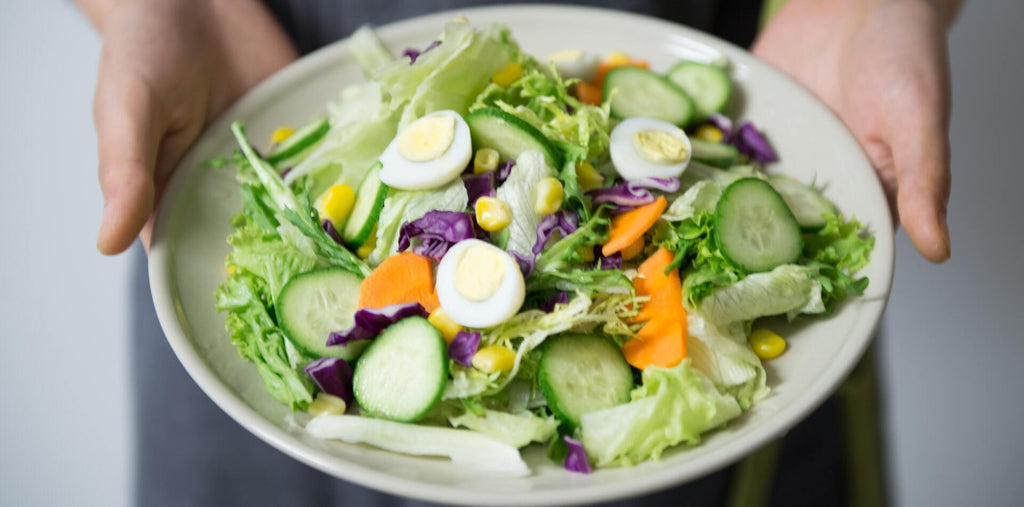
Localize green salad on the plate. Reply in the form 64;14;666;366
211;18;874;476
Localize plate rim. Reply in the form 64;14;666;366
148;4;895;505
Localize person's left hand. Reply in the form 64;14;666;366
753;0;956;262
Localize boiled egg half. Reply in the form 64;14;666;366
609;117;692;181
436;239;525;329
379;110;472;190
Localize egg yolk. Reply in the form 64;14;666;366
397;115;456;162
633;129;688;164
454;244;507;302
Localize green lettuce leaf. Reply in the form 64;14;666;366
495;150;556;258
580;359;742;467
448;409;558;448
697;264;825;327
226;218;318;306
368;177;469;265
662;180;723;222
686;310;769;410
529;206;632;294
347;25;394;76
803;214;874;311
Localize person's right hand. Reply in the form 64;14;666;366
85;0;297;254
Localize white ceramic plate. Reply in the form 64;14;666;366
149;5;894;505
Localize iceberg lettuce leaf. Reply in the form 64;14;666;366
448;409;558;448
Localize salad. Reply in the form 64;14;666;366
213;19;873;476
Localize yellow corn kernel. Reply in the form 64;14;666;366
492;62;523;87
226;265;236;275
472;345;516;373
473;148;500;174
270;126;295;145
606;51;631;65
308;393;347;416
621;237;644;261
577;245;596;262
534;177;564;215
696;125;724;143
225;254;236;274
356;225;378;259
576;161;604;191
475;197;512;232
319;184;356;226
749;329;787;360
428;307;463;344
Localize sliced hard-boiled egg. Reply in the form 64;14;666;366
379;110;472;190
435;239;525;329
609;117;692;181
546;50;600;82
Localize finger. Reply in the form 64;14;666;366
891;114;952;263
93;73;164;255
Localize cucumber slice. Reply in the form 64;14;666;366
341;162;389;247
538;334;633;429
603;66;695;127
667;61;732;120
690;137;740;168
714;178;803;273
278;268;365;360
465;108;562;169
266;117;330;165
353;317;448;422
767;175;837;231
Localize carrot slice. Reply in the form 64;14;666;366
574;81;603;106
358;251;440;312
602;196;667;257
623;247;688;369
623;319;686;369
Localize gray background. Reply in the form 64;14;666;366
1;1;1021;506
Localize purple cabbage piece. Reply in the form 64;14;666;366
279;167;293;180
707;113;734;141
735;122;778;163
448;331;481;367
563;436;592;474
539;292;570;312
598;249;623;270
496;160;516;184
588;178;680;209
510;251;535;277
304;357;354;406
321;219;344;245
326;302;428;346
398;211;476;261
401;40;441;64
462;172;496;205
532;210;579;257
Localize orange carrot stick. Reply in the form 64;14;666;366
602;196;667;257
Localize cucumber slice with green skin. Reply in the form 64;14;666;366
538;334;633;430
266;117;330;165
667;61;732;120
465;108;562;169
277;268;365;360
341;162;389;247
714;178;804;273
353;317;448;422
767;175;837;231
690;137;740;168
604;66;695;127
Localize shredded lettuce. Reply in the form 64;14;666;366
529;207;632;294
580;360;742;467
448;409;558;448
368;178;469;265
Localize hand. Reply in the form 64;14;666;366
84;0;297;254
753;0;959;262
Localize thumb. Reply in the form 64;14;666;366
93;72;164;255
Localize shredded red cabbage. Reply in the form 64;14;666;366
279;167;293;179
598;249;623;270
398;211;476;261
563;436;592;474
497;160;516;184
402;40;441;64
321;219;344;245
588;178;680;208
448;331;481;367
462;172;496;205
304;357;354;406
511;251;535;277
707;113;734;141
532;209;579;257
735;122;778;163
539;292;570;312
326;303;428;346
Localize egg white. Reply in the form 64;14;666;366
379;110;472;190
436;239;525;329
609;117;692;181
